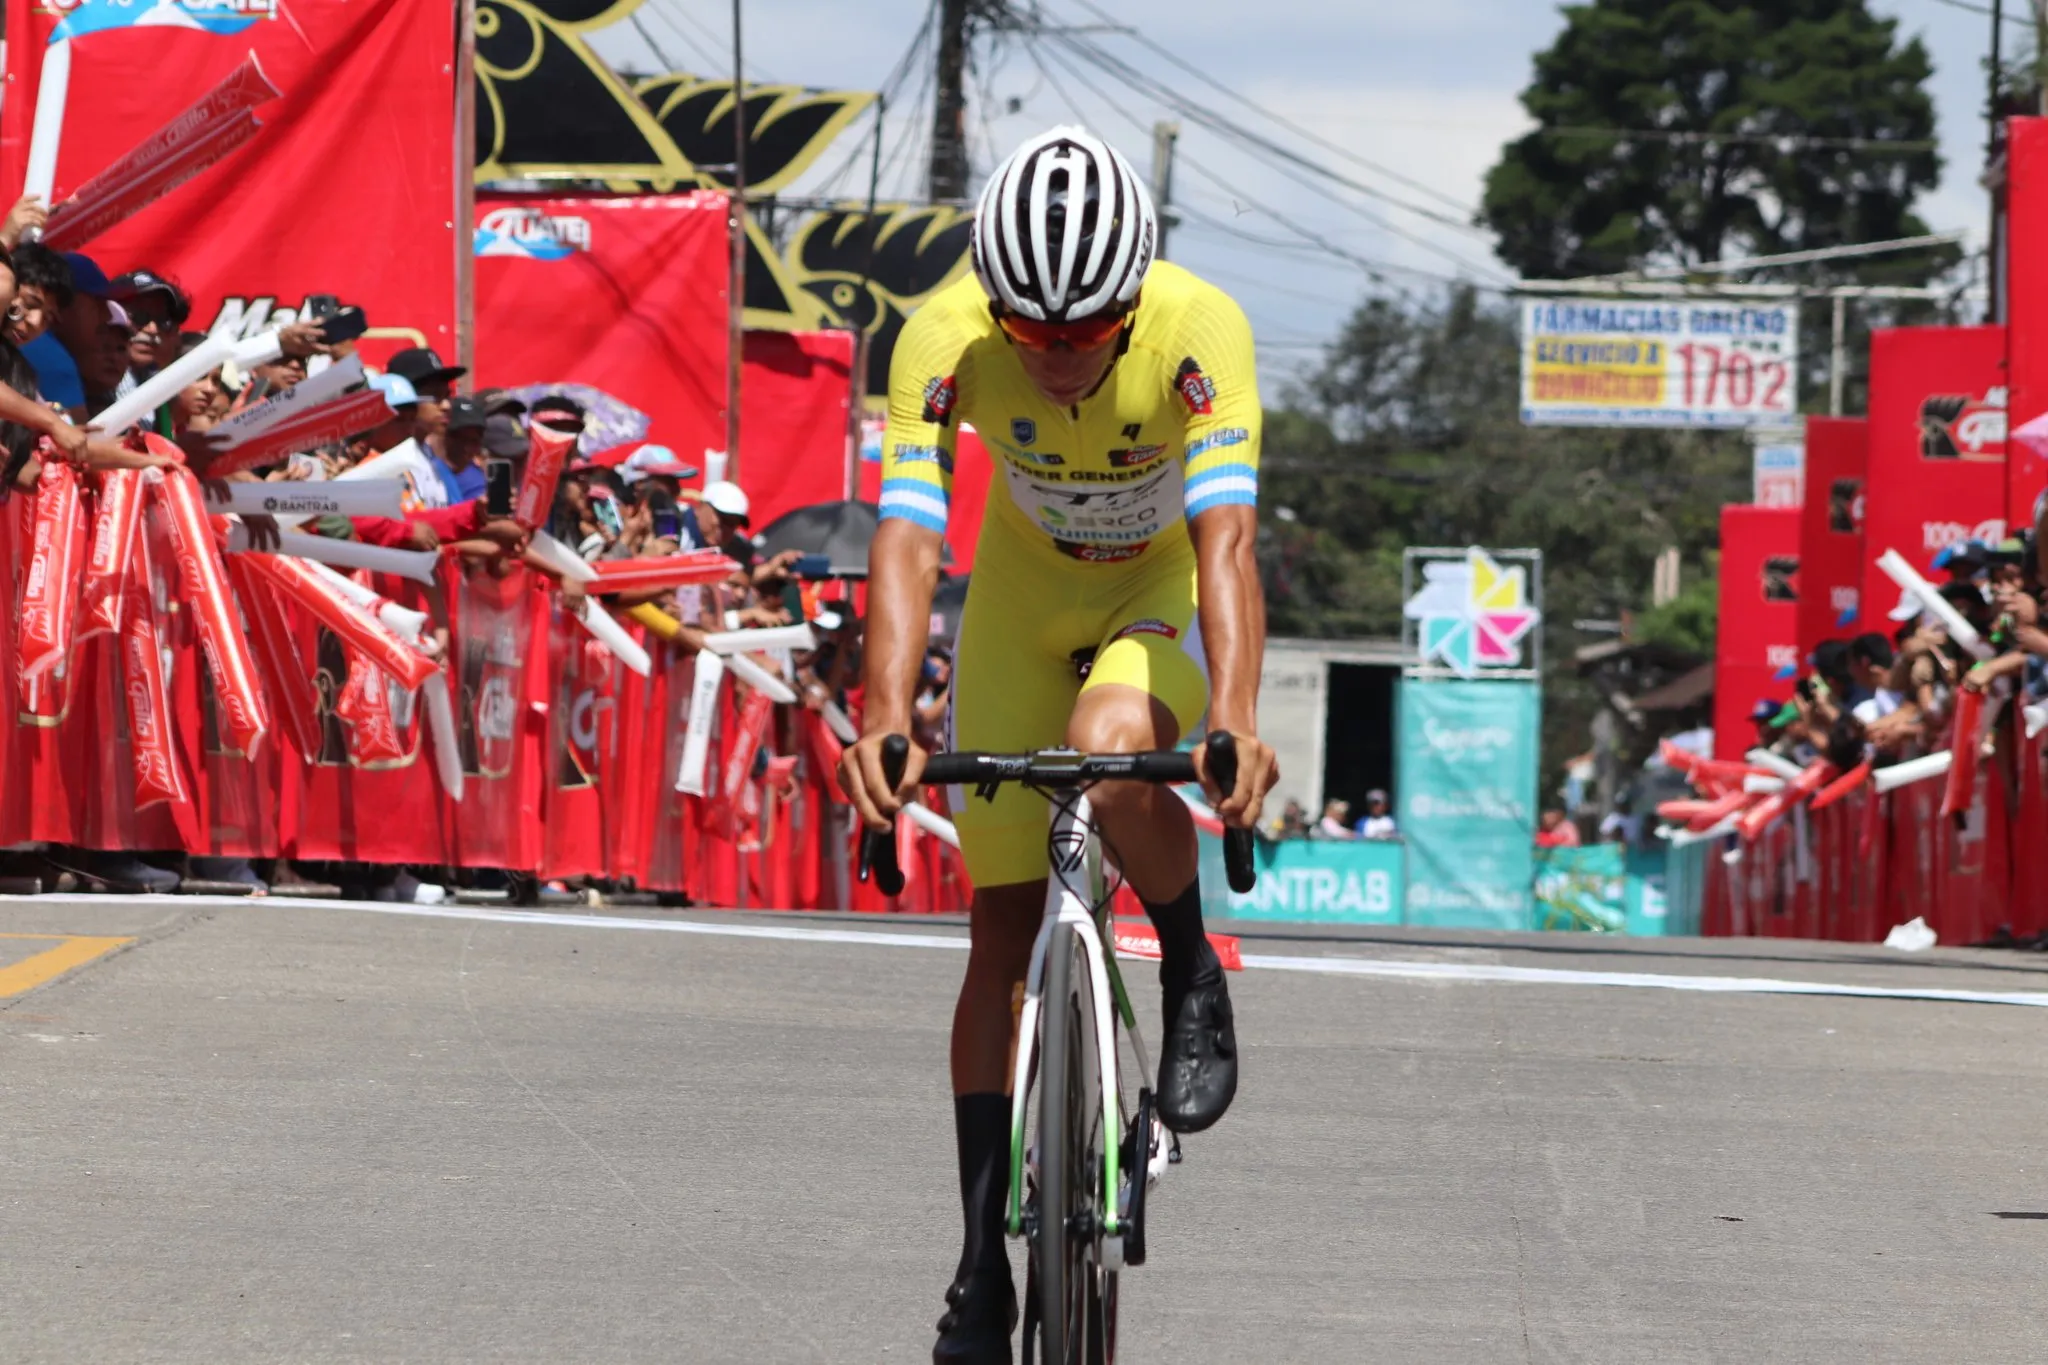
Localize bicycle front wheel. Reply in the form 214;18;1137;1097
1035;924;1115;1363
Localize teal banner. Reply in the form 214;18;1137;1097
1200;833;1404;925
1396;678;1540;929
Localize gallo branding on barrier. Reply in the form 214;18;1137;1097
1395;677;1540;929
1797;416;1868;655
1520;298;1799;429
1714;504;1800;761
1859;326;2008;632
2;0;460;362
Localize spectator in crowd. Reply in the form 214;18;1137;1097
19;251;126;414
1354;789;1397;839
435;394;490;502
913;646;952;751
1312;798;1353;839
1267;799;1310;841
1535;808;1581;848
387;346;463;456
1598;792;1639;845
111;269;188;382
5;242;69;349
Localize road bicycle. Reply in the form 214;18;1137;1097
864;733;1255;1363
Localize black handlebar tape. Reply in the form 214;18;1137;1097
858;735;909;897
1206;732;1258;895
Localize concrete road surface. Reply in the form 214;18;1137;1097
6;895;2048;1363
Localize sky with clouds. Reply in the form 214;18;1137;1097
590;0;2007;391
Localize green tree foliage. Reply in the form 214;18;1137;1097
1480;0;1951;283
1262;288;1748;787
1633;556;1722;655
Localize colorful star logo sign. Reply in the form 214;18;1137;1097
1403;548;1541;676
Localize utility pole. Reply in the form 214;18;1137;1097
1150;120;1180;260
929;0;972;201
1990;0;2006;324
726;0;747;482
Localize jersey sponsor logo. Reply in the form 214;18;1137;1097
921;374;959;426
1185;428;1250;460
1108;443;1168;469
1011;417;1037;445
1060;467;1154;484
997;443;1065;467
892;444;955;474
1055;540;1149;563
1176;357;1216;416
1121;423;1143;440
1112;618;1179;642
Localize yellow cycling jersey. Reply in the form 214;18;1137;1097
879;260;1262;562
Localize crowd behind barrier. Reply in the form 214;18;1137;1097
1669;523;2048;945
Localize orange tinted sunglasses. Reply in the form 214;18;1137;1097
995;307;1131;352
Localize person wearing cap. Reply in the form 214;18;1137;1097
434;394;491;502
386;346;466;459
1354;789;1397;839
683;477;750;553
616;443;698;500
111;269;189;380
18;250;125;414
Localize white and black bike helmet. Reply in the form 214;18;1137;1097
971;126;1157;324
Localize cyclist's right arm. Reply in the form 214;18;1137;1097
841;307;964;829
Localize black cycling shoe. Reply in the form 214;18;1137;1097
933;1269;1017;1365
1158;980;1238;1133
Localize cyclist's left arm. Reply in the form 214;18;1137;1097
1179;291;1279;827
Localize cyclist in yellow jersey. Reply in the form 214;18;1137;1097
839;126;1278;1365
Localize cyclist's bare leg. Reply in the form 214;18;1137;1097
952;880;1046;1095
1066;683;1195;900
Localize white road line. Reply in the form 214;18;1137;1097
11;894;2048;1008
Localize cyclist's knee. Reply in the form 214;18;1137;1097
1066;684;1178;754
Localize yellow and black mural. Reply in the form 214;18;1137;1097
472;0;975;403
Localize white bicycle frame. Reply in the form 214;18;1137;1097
1001;790;1156;1272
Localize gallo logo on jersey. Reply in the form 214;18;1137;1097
922;375;959;426
1175;357;1216;416
1920;387;2007;462
1112;618;1178;642
42;0;276;41
1108;443;1166;469
474;207;591;260
1055;541;1147;564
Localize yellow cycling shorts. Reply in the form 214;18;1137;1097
944;528;1208;888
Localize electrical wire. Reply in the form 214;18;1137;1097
628;13;689;74
1060;0;1478;217
1920;0;2033;23
1042;27;1493;241
813;2;938;197
1029;35;1512;285
654;0;766;79
640;1;735;76
1537;125;1942;153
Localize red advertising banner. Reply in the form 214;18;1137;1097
1858;326;2008;629
741;329;856;526
1713;505;1800;761
474;192;730;474
0;0;461;364
2009;116;2048;527
1795;416;1867;657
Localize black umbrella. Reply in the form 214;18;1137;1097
931;573;970;644
754;499;954;578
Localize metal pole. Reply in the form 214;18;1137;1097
1829;291;1847;417
1150;120;1180;261
454;0;477;375
847;94;887;499
1991;0;2006;324
929;0;971;201
725;0;747;485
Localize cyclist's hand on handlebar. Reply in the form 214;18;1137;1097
840;731;929;831
1195;730;1279;830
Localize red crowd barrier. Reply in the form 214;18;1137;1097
0;485;973;913
1700;711;2048;945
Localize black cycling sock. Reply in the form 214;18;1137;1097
1142;878;1222;1006
953;1092;1012;1282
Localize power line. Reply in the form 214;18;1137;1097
1538;125;1941;153
1042;26;1495;242
1920;0;2033;24
653;0;766;79
1030;35;1512;284
1059;0;1478;217
639;0;738;75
